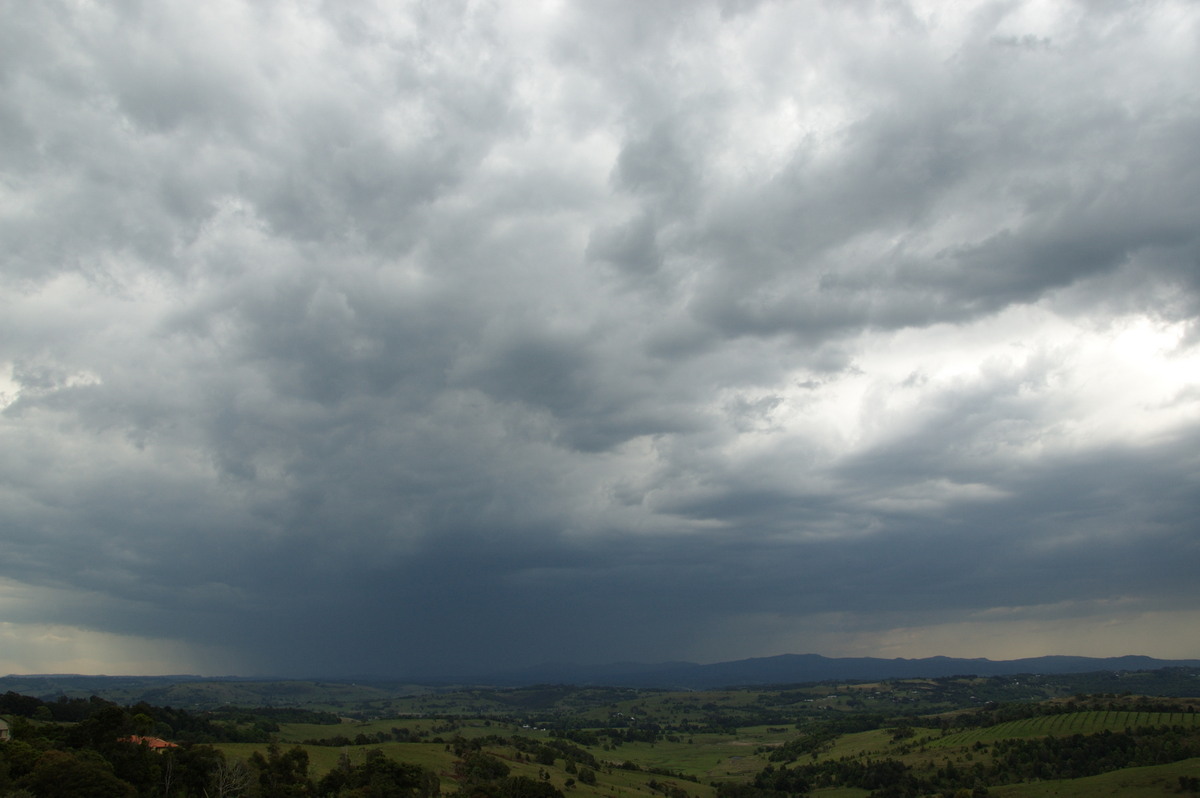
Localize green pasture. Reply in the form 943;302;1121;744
815;729;897;762
213;741;459;779
582;765;716;798
211;705;1200;796
595;736;767;781
213;738;718;798
722;724;805;744
777;726;948;766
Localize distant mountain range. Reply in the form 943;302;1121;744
461;653;1200;689
5;655;1199;702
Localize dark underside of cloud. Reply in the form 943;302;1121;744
1;0;1199;676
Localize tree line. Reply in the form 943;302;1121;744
738;722;1200;797
0;691;447;797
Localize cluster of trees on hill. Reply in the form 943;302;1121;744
0;692;448;797
551;723;721;748
302;728;418;748
739;722;1200;797
250;745;441;798
1;702;232;797
0;691;338;744
451;751;566;798
987;726;1200;782
954;695;1200;729
0;693;574;798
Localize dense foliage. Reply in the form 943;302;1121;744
0;696;440;797
749;723;1200;797
0;692;278;743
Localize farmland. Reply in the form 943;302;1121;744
208;672;1200;795
2;668;1200;795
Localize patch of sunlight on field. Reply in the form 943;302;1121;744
817;729;895;761
600;737;766;781
274;721;351;741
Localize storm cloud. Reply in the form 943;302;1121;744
1;0;1199;677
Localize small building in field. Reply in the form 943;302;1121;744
0;718;10;740
121;735;179;751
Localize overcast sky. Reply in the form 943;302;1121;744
2;0;1199;678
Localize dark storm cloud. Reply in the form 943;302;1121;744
2;0;1199;675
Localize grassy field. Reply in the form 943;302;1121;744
816;728;897;761
989;756;1200;797
213;708;1199;793
595;736;765;781
731;710;1200;791
217;731;726;797
9;671;1200;797
191;681;1200;798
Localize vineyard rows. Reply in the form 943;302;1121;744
933;711;1200;747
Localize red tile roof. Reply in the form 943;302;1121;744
121;735;180;750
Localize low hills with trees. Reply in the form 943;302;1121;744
1;666;1198;796
6;654;1200;703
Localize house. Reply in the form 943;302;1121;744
121;735;179;751
0;718;9;741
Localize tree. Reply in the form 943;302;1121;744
495;776;565;798
317;750;440;798
457;752;511;784
209;756;254;798
20;750;136;798
250;744;313;797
